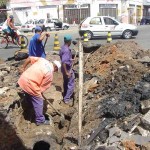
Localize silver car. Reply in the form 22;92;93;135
79;16;138;39
20;20;38;32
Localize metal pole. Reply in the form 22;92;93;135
80;4;81;23
78;41;83;147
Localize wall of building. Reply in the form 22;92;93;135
143;0;150;18
7;0;143;24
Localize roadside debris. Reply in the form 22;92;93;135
0;41;150;149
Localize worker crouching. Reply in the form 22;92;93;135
18;57;61;126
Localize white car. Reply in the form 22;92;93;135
36;18;70;31
20;20;38;32
36;19;55;31
79;16;138;39
51;18;70;30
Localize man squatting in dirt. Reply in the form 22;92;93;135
18;57;61;126
59;35;75;104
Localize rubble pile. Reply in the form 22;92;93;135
0;41;150;150
64;41;150;149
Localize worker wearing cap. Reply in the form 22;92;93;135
18;57;61;125
59;34;75;104
28;26;49;58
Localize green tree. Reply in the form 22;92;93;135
0;0;9;7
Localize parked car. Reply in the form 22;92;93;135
36;19;55;31
14;22;22;30
51;18;70;30
140;17;150;25
79;16;138;39
36;18;70;31
20;20;38;32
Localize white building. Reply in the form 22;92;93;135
143;0;150;18
7;0;143;24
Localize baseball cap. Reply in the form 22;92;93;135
35;26;42;32
53;60;61;69
64;34;72;41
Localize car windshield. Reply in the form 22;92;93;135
25;21;33;24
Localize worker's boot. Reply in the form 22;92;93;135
36;120;50;126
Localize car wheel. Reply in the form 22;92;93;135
32;28;35;33
63;26;68;30
86;31;93;40
122;30;132;39
46;27;51;32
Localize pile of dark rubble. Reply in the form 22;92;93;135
0;41;150;150
63;41;150;149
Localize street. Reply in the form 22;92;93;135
0;25;150;60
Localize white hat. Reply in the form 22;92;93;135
53;60;61;69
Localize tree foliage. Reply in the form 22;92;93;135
0;0;9;7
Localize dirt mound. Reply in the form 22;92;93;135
84;41;149;97
0;41;150;150
64;41;150;149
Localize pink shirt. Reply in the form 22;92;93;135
18;57;54;98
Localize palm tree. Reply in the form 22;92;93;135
0;0;9;7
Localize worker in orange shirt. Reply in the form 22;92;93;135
18;57;61;126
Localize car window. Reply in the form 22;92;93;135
104;17;118;25
90;17;102;25
47;19;52;23
35;20;38;24
15;23;21;26
25;21;32;24
38;19;45;24
52;19;59;23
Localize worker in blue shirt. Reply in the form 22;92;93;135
28;26;49;58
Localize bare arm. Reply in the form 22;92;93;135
23;57;31;71
7;20;17;30
38;32;49;41
18;57;31;74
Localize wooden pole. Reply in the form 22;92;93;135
78;41;83;147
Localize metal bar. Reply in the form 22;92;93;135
78;41;83;147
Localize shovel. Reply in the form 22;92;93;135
43;35;49;55
43;95;65;127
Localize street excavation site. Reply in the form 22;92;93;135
0;40;150;150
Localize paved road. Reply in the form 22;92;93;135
0;25;150;60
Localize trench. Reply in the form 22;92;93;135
0;41;150;149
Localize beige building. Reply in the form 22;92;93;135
7;0;143;24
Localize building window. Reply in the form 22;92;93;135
99;4;117;19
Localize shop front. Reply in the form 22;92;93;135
63;4;90;24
